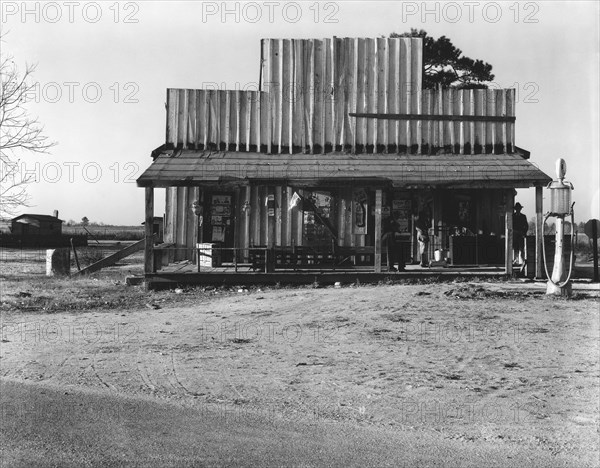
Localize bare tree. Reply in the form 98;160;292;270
1;37;55;217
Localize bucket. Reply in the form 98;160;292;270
434;249;448;262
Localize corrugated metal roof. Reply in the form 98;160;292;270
137;149;551;188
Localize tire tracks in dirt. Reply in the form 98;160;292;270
91;351;118;393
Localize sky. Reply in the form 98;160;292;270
1;0;598;225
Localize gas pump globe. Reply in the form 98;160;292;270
548;159;573;216
543;158;575;296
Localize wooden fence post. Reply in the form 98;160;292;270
145;187;154;275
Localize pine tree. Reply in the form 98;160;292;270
391;29;495;89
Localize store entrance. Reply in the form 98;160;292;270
203;192;236;262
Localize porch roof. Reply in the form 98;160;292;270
136;149;551;189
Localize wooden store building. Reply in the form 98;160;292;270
137;37;552;287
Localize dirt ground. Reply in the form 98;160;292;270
1;269;599;465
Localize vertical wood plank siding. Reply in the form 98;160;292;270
165;38;515;155
164;186;508;260
165;186;200;261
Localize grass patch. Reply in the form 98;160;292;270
0;273;240;314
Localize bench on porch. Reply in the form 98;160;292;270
248;245;375;271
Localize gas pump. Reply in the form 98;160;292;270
543;158;575;296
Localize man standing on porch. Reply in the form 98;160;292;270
382;216;405;272
415;210;431;268
513;202;529;266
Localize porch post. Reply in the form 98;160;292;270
234;187;240;268
374;189;382;273
198;189;204;244
244;185;251;261
267;186;275;248
505;189;514;275
535;185;544;279
144;187;154;275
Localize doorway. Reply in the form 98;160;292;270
203;192;236;262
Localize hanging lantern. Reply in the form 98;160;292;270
191;201;204;227
191;201;203;216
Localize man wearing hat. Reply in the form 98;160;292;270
513;202;529;265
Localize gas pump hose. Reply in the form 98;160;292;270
541;203;575;288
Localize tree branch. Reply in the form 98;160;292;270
0;37;56;217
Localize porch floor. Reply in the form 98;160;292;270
157;262;505;274
147;262;507;289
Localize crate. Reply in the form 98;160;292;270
196;243;221;268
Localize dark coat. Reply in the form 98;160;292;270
514;211;528;236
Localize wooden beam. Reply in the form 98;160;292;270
145;187;154;275
234;187;240;262
411;213;417;263
267;186;276;248
285;186;293;247
74;239;146;276
275;186;282;245
297;193;338;241
535;185;544;279
505;189;514;275
252;185;260;245
295;188;303;246
244;185;251;260
349;112;516;123
374;189;382;273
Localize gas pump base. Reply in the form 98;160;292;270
546;281;572;297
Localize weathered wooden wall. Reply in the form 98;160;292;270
164;185;373;259
165;38;515;155
259;37;423;153
238;186;361;249
420;88;515;154
164;186;200;261
166;89;267;153
164;186;508;261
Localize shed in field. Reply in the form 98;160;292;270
11;214;63;237
137;36;551;287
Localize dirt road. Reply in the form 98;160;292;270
1;282;598;466
1;378;591;467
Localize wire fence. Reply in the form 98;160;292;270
62;227;144;241
0;242;143;277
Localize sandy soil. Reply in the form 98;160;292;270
1;282;598;464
